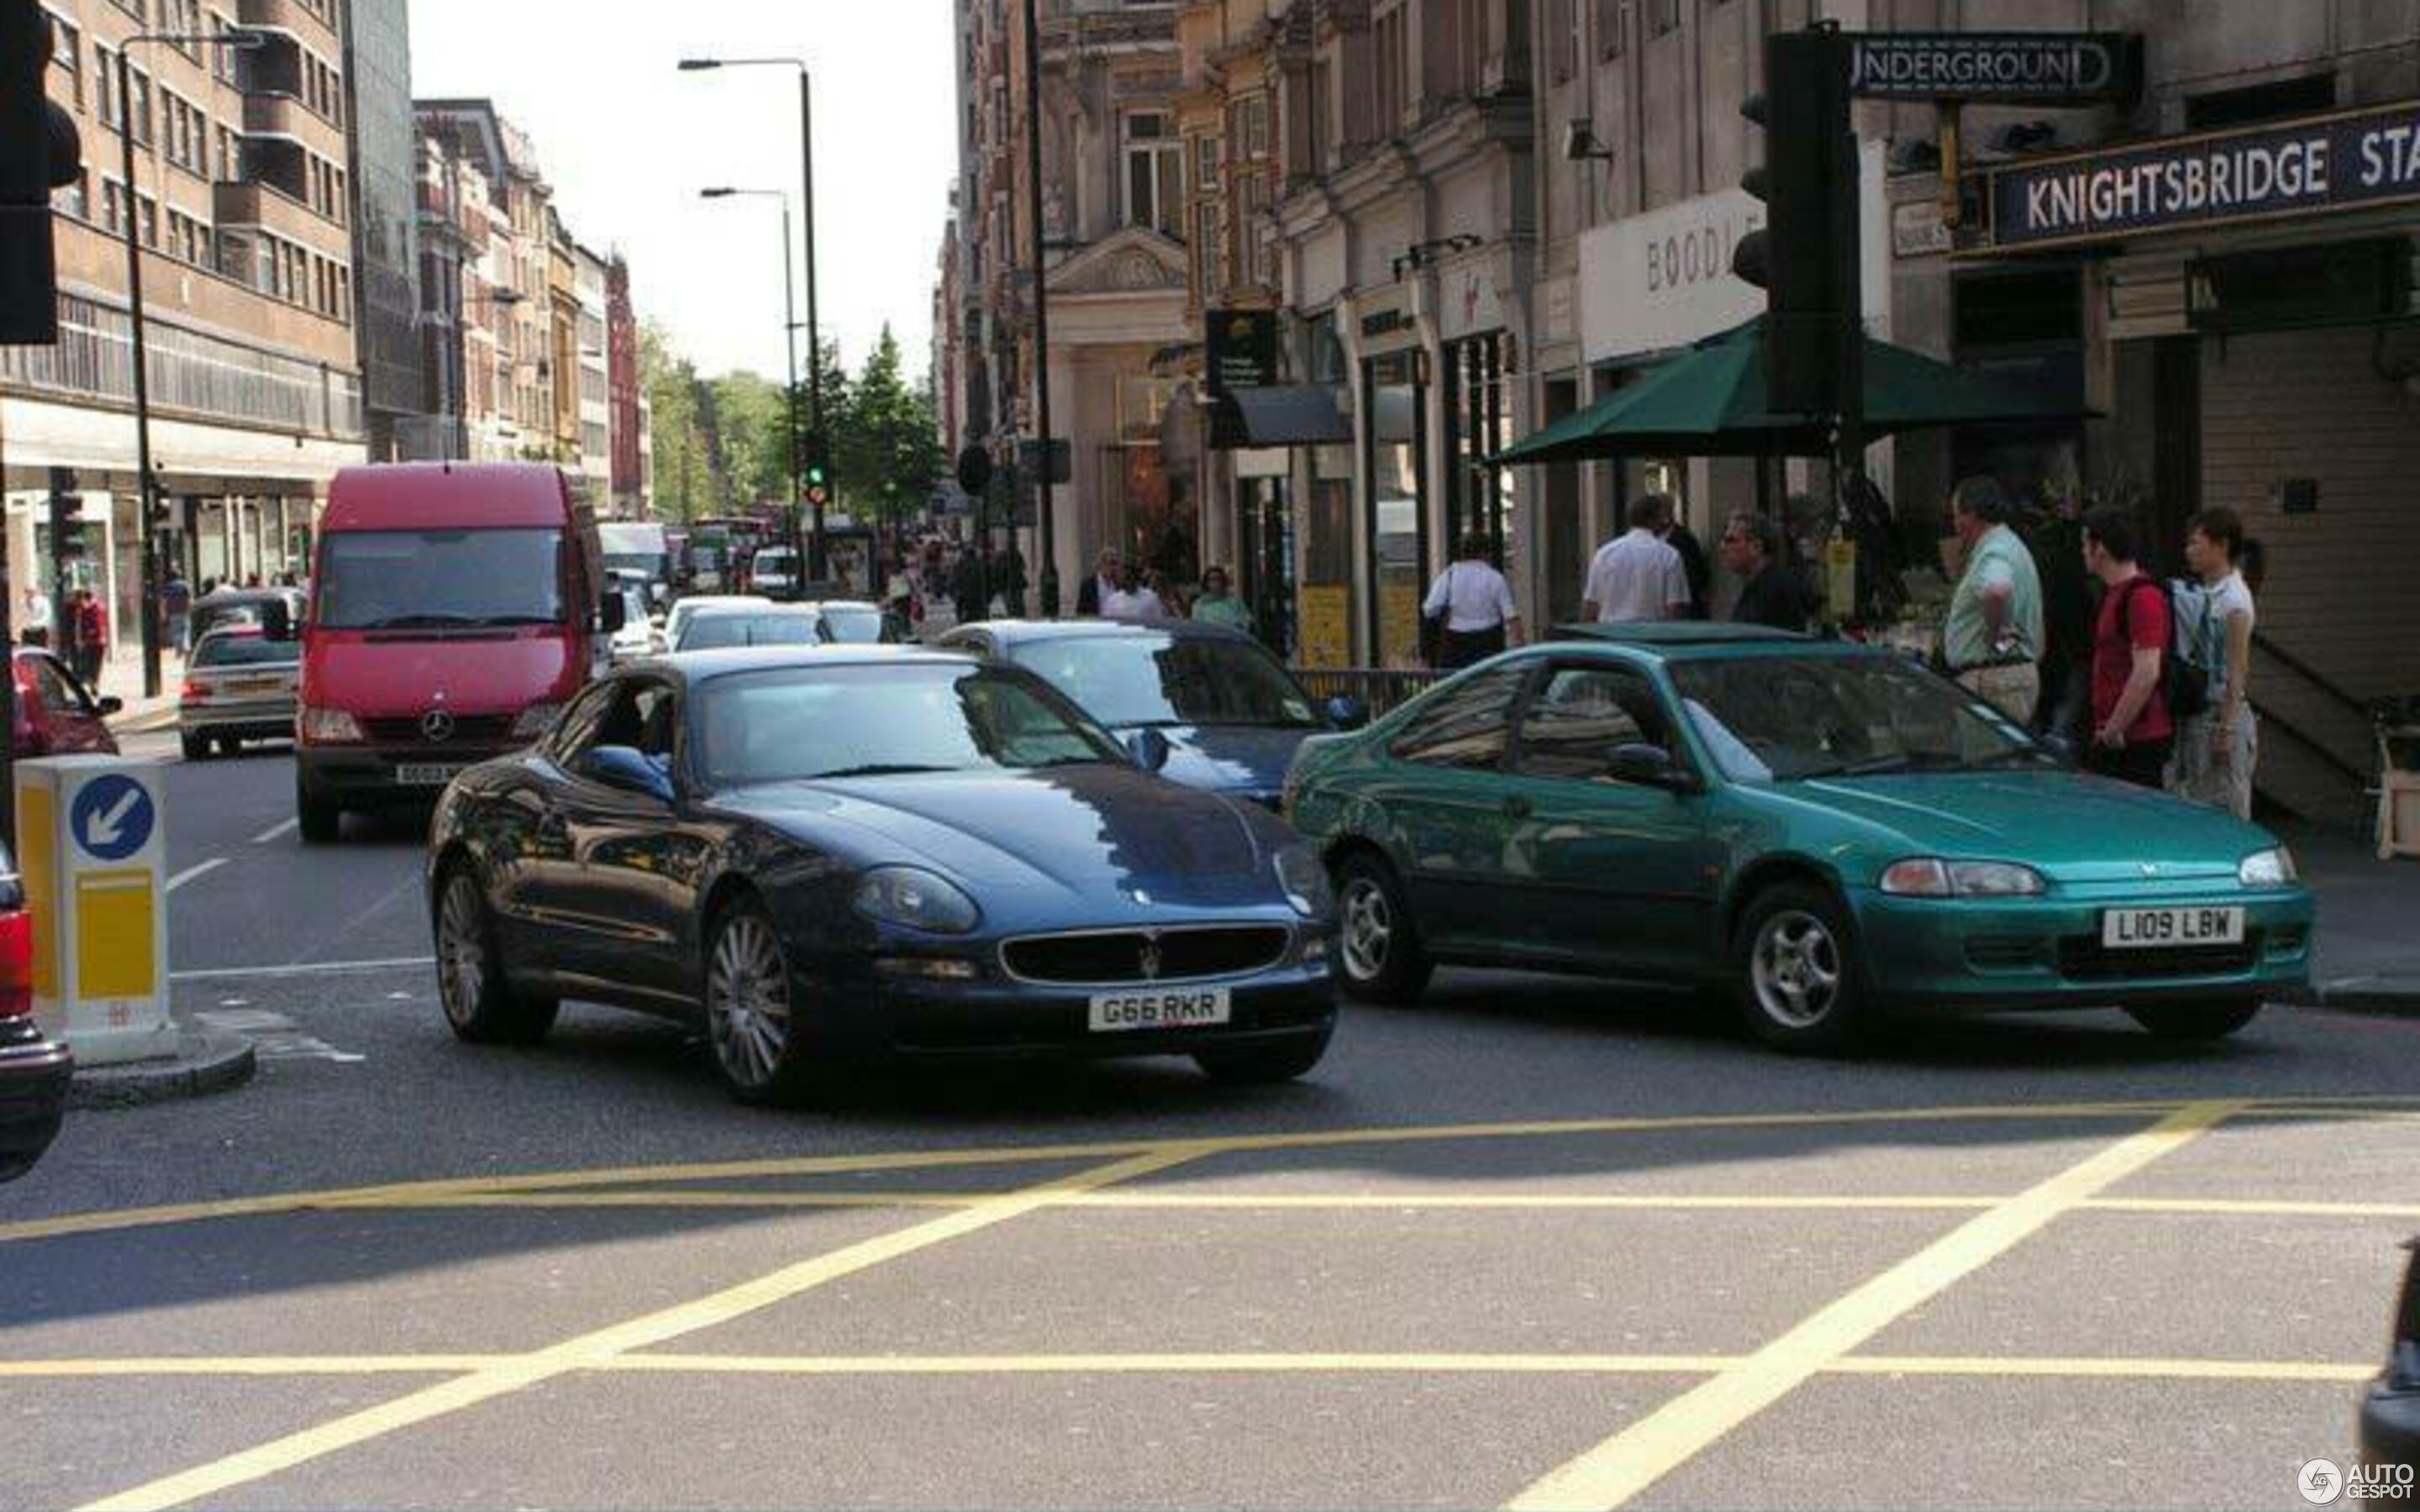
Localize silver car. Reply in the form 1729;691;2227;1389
179;628;300;760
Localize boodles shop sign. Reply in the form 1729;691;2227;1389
1985;101;2420;251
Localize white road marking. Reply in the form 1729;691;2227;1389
250;818;299;844
171;957;434;984
165;858;227;893
192;1009;366;1064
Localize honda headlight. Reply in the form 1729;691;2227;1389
2238;847;2297;887
1880;858;2047;898
509;702;564;740
854;866;981;934
1273;846;1332;918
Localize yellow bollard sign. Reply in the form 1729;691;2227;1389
14;758;173;1066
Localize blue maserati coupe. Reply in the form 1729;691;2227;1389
424;648;1338;1104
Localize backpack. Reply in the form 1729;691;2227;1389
2118;577;2210;722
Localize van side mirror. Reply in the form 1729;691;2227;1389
598;591;628;636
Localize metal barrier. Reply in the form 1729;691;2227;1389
1289;666;1445;717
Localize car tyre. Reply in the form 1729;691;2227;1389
704;895;823;1107
297;782;340;844
1734;882;1870;1055
216;735;241;757
434;865;559;1046
2126;998;2261;1041
1195;1030;1332;1086
1332;852;1431;1007
181;732;209;762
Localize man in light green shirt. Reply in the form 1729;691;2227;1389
1190;564;1255;633
1942;476;2045;725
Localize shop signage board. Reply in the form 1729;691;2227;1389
1982;100;2420;252
1204;308;1277;395
1296;585;1351;669
1848;33;2142;105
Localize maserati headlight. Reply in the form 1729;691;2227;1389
2238;848;2297;887
853;867;981;934
1273;846;1333;917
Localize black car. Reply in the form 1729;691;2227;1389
0;848;71;1183
2365;1238;2420;1474
425;648;1337;1105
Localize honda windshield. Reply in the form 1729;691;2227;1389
1667;653;2044;783
314;529;566;632
1011;634;1319;728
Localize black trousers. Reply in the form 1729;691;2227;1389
2087;738;2173;790
1439;625;1507;670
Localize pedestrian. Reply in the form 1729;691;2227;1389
69;587;108;688
1720;512;1810;631
1102;566;1166;623
2082;506;2173;789
1942;476;2046;726
1421;533;1523;669
950;543;989;626
1581;494;1692;624
19;584;52;648
992;540;1028;617
2171;507;2260;819
160;567;193;656
1075;547;1123;617
1190;564;1255;633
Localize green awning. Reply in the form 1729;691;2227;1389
1495;318;2089;464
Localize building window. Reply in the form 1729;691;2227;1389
1548;0;1576;81
214;125;238;183
128;67;152;145
1236;93;1270;161
1648;0;1680;36
47;13;82;105
1375;4;1407;133
1595;0;1624;58
209;13;240;84
93;45;118;131
107;0;144;20
1459;0;1488;91
1122;111;1183;235
53;169;88;220
136;192;158;249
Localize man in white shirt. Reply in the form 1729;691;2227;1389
1422;533;1524;669
1581;494;1693;623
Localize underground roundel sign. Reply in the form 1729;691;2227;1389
71;774;155;864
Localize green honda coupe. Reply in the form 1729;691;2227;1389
1283;625;2314;1053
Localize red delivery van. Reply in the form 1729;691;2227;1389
295;464;622;843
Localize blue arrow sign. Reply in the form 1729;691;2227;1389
71;774;155;864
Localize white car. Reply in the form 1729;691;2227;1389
666;602;823;654
662;595;771;652
750;546;801;600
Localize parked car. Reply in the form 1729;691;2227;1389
11;646;119;759
662;595;771;652
1285;623;2316;1053
942;620;1360;809
667;604;823;654
0;845;71;1184
426;648;1337;1104
190;585;305;644
178;627;301;760
295;463;624;844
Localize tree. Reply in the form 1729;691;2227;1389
837;325;942;526
639;321;708;521
707;372;790;507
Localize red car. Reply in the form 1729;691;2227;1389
11;646;122;759
0;845;70;1183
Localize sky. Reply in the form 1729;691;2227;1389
408;0;957;384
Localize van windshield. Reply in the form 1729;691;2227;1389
315;528;566;631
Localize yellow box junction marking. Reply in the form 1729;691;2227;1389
1502;1100;2245;1512
73;1144;1214;1512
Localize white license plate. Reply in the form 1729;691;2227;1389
393;764;467;787
1087;986;1233;1033
2100;906;2245;949
226;678;282;695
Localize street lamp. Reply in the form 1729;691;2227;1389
114;25;264;699
680;55;826;578
697;188;802;566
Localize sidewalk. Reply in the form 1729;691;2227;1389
94;645;182;736
2278;819;2420;1015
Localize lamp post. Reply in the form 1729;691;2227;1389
699;188;801;561
113;25;261;699
680;56;823;578
1022;0;1059;617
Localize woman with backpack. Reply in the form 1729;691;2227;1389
2171;507;2260;818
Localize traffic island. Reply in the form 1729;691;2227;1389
67;1030;255;1109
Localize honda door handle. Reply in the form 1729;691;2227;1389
1502;795;1533;820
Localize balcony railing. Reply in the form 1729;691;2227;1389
0;291;364;440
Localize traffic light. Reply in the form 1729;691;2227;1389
3;0;82;344
802;434;831;510
1731;24;1854;417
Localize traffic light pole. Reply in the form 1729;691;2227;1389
115;45;161;701
799;68;824;581
778;199;803;584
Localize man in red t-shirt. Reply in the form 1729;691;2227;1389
2081;507;2171;788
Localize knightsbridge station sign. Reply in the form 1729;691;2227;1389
1985;101;2420;250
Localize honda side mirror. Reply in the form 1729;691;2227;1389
1128;727;1172;774
584;745;673;804
1607;743;1695;791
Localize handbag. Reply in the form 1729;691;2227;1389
1418;565;1455;667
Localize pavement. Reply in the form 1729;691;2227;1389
2275;818;2420;1015
93;643;183;734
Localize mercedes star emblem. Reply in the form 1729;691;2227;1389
420;710;457;743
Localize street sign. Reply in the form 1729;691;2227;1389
1848;33;2142;105
71;773;154;863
